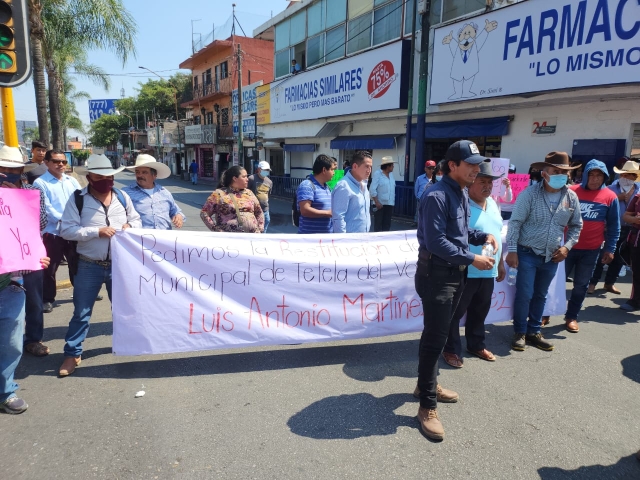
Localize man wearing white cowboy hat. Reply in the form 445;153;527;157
370;156;396;232
58;154;141;377
33;149;81;314
0;145;51;413
123;153;185;230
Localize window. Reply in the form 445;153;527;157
349;0;373;19
307;33;324;67
220;61;228;79
275;20;290;51
442;0;485;23
275;49;290;78
193;76;199;89
221;108;229;126
206;112;214;125
403;0;423;35
373;0;401;46
325;25;345;61
347;13;371;54
326;0;346;28
193;115;201;125
290;10;306;45
308;0;325;36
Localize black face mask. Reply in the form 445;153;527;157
1;173;22;184
529;171;542;182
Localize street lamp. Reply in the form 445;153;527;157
116;109;134;166
139;66;184;174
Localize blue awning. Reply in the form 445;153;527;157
283;143;316;152
410;116;510;139
330;135;397;150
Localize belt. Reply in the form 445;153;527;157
419;250;466;271
79;255;111;267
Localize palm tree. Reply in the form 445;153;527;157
28;0;51;145
30;0;136;149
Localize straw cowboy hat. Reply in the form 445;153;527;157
126;154;171;179
75;154;125;176
613;160;640;175
380;156;396;166
0;145;38;171
530;151;581;171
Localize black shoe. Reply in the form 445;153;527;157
96;295;103;301
43;302;54;313
525;333;554;351
511;333;525;351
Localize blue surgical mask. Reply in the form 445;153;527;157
435;175;443;182
546;174;568;189
259;170;270;178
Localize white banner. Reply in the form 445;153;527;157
269;41;408;124
184;125;202;144
232;81;262;136
430;0;640;105
111;229;565;356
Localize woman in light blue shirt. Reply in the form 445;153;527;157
370;156;396;232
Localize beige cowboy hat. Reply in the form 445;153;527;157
75;154;126;176
613;160;640;175
0;145;38;171
380;156;396;166
530;151;581;171
126;154;171;179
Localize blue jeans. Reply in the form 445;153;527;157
63;260;112;358
190;172;197;184
0;285;26;403
564;248;600;320
513;246;559;335
263;210;270;233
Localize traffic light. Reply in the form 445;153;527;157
0;0;30;87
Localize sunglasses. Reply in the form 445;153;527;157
49;159;68;165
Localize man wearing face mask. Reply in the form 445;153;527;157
248;161;273;233
58;154;141;376
506;152;583;352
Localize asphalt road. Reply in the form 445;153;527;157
2;173;639;479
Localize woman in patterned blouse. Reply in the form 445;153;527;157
200;165;264;233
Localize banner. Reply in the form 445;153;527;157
232;81;262;136
88;99;117;123
111;229;565;356
269;40;409;124
508;174;531;204
490;158;510;197
0;188;47;274
430;0;640;105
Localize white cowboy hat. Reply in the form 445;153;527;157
125;154;171;179
613;160;640;175
75;154;125;176
0;145;38;171
380;156;396;166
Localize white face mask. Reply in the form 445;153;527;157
619;177;635;191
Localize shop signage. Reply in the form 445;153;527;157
184;125;202;144
201;125;216;145
256;85;271;125
430;0;640;105
232;81;261;136
269;40;409;124
532;117;557;136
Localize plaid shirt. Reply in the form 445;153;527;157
21;182;47;232
507;182;583;262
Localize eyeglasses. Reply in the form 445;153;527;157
49;160;68;165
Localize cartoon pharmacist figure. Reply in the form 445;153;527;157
442;18;498;100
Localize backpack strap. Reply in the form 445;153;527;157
74;189;84;215
113;187;126;209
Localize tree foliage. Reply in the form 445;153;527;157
72;149;91;162
88;114;129;147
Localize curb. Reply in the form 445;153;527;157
57;280;72;290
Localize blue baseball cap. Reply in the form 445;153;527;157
445;140;489;165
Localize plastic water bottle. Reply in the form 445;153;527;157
507;267;518;286
481;243;495;257
619;265;627;277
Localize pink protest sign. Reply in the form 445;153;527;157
0;188;47;274
507;174;530;204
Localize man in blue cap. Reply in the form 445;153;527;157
413;140;498;440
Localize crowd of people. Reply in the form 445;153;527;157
1;140;639;454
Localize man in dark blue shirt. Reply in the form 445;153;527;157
414;140;498;440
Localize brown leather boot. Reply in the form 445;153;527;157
417;407;444;440
412;384;459;403
58;356;81;377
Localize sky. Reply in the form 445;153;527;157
12;0;284;139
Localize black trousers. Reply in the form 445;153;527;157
374;205;393;232
444;277;494;356
23;269;44;345
629;244;640;307
415;263;466;410
42;233;75;303
591;226;630;286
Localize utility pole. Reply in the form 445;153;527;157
403;0;419;186
237;43;244;169
414;1;431;182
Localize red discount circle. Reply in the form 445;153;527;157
367;60;395;99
